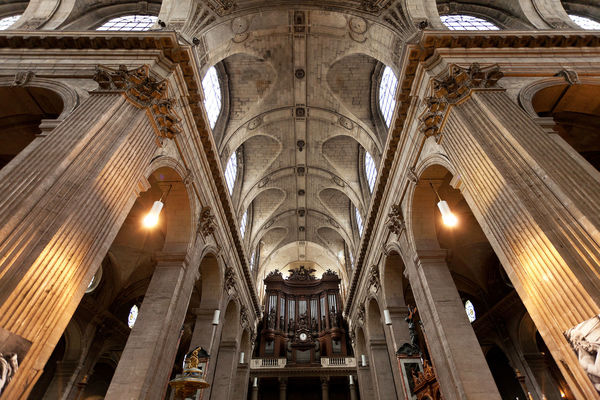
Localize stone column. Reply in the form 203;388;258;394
279;377;287;400
0;65;182;400
232;363;250;400
525;353;563;400
250;377;259;400
349;375;358;400
210;340;239;400
368;339;399;399
423;63;600;398
320;377;328;400
411;250;501;400
105;252;196;400
40;360;78;400
357;362;374;399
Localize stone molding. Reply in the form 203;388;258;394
93;64;182;144
419;63;504;141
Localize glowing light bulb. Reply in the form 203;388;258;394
437;200;458;227
143;200;163;228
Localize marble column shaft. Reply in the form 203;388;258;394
441;89;600;398
0;92;161;399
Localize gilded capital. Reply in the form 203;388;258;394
93;65;182;142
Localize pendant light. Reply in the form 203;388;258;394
142;184;172;228
429;182;458;227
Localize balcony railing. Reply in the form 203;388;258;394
321;357;356;367
250;358;287;369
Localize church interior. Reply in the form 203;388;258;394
0;0;599;399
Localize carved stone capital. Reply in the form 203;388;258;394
386;204;405;235
419;63;503;140
93;65;182;142
197;206;216;239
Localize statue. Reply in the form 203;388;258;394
288;318;295;332
397;305;422;356
268;309;276;329
0;353;18;395
279;315;285;330
329;307;339;328
311;317;318;332
298;313;308;330
314;339;321;361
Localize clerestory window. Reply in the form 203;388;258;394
202;66;222;129
365;152;377;193
355;207;363;236
379;66;398;128
569;14;600;30
128;304;139;328
240;210;248;237
0;15;21;30
96;15;157;31
465;300;476;323
224;151;237;195
440;15;500;31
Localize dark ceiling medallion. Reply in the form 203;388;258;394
295;68;305;79
298;189;305;196
295;107;306;118
299;226;305;232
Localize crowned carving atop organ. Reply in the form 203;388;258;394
257;266;350;364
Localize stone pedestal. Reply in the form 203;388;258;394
412;250;501;400
105;253;195;400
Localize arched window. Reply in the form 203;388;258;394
0;15;21;30
355;207;363;236
224;152;237;194
240;210;248;237
465;300;476;323
201;66;222;129
250;249;256;271
569;14;600;30
96;15;158;31
440;15;500;31
128;304;139;328
365;152;377;192
379;66;398;128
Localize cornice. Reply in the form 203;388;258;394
343;29;600;316
0;30;261;317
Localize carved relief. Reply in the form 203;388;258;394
11;71;35;87
240;304;249;329
556;69;580;85
224;266;237;294
197;207;216;238
386;204;405;235
368;265;380;293
356;304;366;326
93;65;182;143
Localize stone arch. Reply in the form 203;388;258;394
382;251;406;309
198;252;223;310
0;2;27;20
436;1;531;29
366;297;385;341
61;2;162;30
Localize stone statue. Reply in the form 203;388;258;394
279;315;285;330
268;309;276;329
329;307;339;328
311;317;318;332
397;305;421;356
0;353;18;395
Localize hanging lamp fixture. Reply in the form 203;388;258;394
142;184;172;228
429;182;458;227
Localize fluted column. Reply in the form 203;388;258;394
411;250;501;400
424;63;600;399
0;65;182;399
105;252;195;400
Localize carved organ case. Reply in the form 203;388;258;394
258;266;349;364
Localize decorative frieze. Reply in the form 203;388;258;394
93;65;182;143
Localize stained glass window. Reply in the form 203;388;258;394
0;15;21;30
569;14;600;30
96;15;157;31
240;210;248;237
365;152;377;192
355;207;363;236
128;304;139;328
202;66;222;129
465;300;476;323
440;15;500;31
379;66;398;127
225;152;237;194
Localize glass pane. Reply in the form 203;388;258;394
240;210;248;237
379;66;398;127
224;152;237;195
355;207;363;236
440;15;500;31
0;15;21;30
465;300;476;323
128;304;139;328
201;66;222;129
365;151;377;192
96;15;157;32
569;14;600;30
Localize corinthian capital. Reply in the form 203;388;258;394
93;65;182;141
433;63;504;104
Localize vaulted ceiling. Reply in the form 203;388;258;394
201;10;400;289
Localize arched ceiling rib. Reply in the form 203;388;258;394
205;10;398;287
